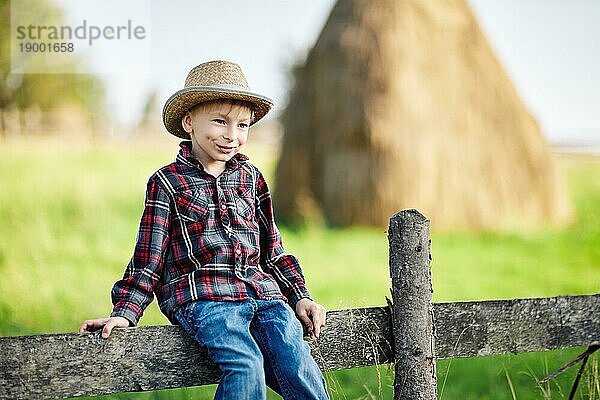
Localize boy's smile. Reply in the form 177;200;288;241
182;101;252;176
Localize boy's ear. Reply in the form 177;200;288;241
181;111;193;134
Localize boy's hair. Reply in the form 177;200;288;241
188;99;256;123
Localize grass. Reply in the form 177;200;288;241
0;138;598;399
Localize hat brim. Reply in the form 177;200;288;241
162;86;273;139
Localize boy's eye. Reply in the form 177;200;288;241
213;119;226;125
238;123;249;129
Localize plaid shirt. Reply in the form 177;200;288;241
111;141;311;325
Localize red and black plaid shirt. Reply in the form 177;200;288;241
111;141;310;325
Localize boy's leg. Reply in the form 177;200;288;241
175;300;267;400
251;300;330;400
264;357;283;395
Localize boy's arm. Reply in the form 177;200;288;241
255;170;311;308
110;177;171;326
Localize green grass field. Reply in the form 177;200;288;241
0;139;598;399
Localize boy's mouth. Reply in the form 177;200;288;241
216;144;237;153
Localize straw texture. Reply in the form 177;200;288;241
274;0;571;231
163;60;273;138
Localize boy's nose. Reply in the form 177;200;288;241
223;126;237;141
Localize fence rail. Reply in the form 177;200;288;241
1;210;598;400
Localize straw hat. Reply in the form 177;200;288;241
162;60;274;138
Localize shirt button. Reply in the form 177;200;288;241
220;203;227;210
235;249;242;256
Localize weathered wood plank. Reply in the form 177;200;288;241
434;294;600;359
389;210;437;399
0;294;598;400
0;307;393;400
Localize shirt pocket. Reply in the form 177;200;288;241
174;189;210;223
235;186;256;221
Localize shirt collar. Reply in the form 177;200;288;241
176;141;249;171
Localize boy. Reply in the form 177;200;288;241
80;60;330;399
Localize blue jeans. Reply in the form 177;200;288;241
174;297;329;400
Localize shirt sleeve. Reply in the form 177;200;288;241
255;169;311;307
110;177;171;326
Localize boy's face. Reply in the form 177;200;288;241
182;101;252;168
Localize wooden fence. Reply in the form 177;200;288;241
1;209;599;399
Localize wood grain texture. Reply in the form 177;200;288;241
388;210;437;399
434;294;600;359
1;294;598;399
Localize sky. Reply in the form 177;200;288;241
48;0;600;144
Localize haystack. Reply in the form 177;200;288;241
274;0;571;230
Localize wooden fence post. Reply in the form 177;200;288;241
389;209;437;399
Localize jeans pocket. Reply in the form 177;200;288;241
176;300;218;339
175;302;199;336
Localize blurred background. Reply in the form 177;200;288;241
1;0;599;399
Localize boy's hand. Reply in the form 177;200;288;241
295;298;326;340
79;316;130;339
